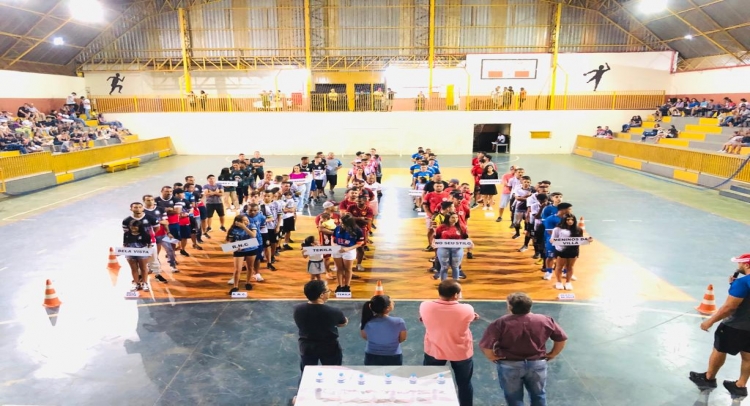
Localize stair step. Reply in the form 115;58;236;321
719;190;750;204
730;185;750;195
685;124;723;134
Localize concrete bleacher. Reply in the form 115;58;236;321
619;116;750;154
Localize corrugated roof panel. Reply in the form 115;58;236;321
0;34;18;55
680;8;721;33
702;0;750;29
0;7;42;36
53;24;101;48
22;41;80;64
670;35;721;59
706;31;746;54
645;16;691;41
727;25;750;50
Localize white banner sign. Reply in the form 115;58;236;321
434;239;473;248
479;179;502;185
550;237;591;246
221;239;260;252
115;247;155;257
408;190;424;197
303;246;335;256
217;180;238;187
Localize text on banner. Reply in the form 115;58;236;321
433;239;473;248
115;247;155;257
303;246;335;256
550;237;591;246
479;179;503;185
217;180;238;187
221;239;260;252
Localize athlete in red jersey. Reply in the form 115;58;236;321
348;195;373;271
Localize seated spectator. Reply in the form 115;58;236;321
708;100;723;118
722;97;736;113
641;123;662;142
654;125;678;143
594;126;606;137
622;116;643;133
692;98;709;117
658;101;671;118
98;113;124;129
669;98;684;116
651;106;663;122
16;103;31;120
686;98;700;116
720;131;745;153
721;107;747;127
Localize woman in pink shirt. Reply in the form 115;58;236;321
419;280;478;406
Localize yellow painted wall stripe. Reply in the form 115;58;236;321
673;169;699;184
573;148;593;157
629;127;645;134
56;173;74;184
614;156;642;170
659;138;690;147
678;132;706;141
698;117;719;126
685;124;722;134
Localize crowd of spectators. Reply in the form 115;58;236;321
0;92;131;155
654;97;748;121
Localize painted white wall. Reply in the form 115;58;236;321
106;110;649;156
84;70;308;96
465;51;674;96
0;70;85;98
670;66;750;95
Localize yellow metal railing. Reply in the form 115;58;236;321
575;136;750;183
0;137;172;179
93;91;664;114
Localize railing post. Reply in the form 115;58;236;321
227;95;233;112
133;97;138;112
611;92;617;110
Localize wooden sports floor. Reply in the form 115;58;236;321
131;165;692;303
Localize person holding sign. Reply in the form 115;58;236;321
549;215;592;291
434;212;471;281
479;165;499;211
332;214;365;294
218;168;239;210
225;214;259;295
123;219;153;292
301;236;325;281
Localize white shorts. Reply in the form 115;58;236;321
500;193;512;208
426;216;433;230
331;244;357;261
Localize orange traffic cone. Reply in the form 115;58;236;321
696;284;717;315
579;216;586;235
43;279;62;308
107;247;121;271
374;280;384;296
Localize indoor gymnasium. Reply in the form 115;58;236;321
1;0;750;405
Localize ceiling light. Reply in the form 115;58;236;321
52;37;64;45
684;34;693;40
639;0;668;14
69;0;105;23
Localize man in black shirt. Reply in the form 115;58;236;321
293;280;348;372
309;156;328;201
154;186;175;212
250;151;265;183
424;173;449;193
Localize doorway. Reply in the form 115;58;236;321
473;123;511;154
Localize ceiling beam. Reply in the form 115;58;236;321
1;1;69;63
0;31;84;49
683;0;747;53
639;0;724;25
0;3;103;30
664;5;746;64
660;21;750;43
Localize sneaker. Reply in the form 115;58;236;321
141;282;150;292
283;244;293;251
130;282;139;291
180;249;190;256
335;286;342;293
228;278;235;285
424;245;434;252
203;233;211;239
532;253;540;259
554;282;564;290
543;272;553;280
196;237;204;244
267;263;277;271
467;252;474;259
723;380;748;397
512;234;520;239
459;271;467;279
495;217;502;222
206;227;213;233
482;206;488;211
689;372;717;389
344;286;351;292
564;283;573;290
192;244;203;250
244;283;254;291
518;245;528;252
155;274;168;283
508;223;514;229
228;287;238;295
363;246;370;251
330;265;337;272
171;267;180;273
356;264;364;271
432;273;440;280
220;226;227;232
254;274;264;282
571;275;578;281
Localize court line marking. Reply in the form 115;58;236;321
0;297;708;327
1;187;106;221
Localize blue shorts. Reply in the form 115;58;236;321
168;224;181;239
546;248;556;259
179;225;192;238
198;206;207;220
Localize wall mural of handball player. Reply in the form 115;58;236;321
583;62;610;92
107;73;125;95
